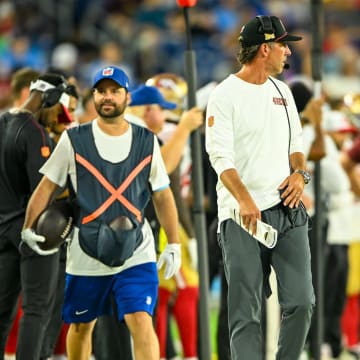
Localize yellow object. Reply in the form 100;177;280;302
146;73;188;121
346;242;360;295
158;225;199;291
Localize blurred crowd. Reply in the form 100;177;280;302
0;0;359;110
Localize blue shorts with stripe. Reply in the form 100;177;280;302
62;262;158;323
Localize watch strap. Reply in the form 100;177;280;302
294;169;311;184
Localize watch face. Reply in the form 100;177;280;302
296;170;311;184
303;172;311;184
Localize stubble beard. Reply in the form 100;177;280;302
96;100;127;123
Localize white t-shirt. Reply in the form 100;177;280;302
305;132;357;244
40;120;170;275
205;74;304;224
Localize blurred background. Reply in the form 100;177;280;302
1;1;360;359
0;0;359;109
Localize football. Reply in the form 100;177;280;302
35;200;75;250
109;216;134;231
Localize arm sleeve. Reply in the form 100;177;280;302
149;135;170;192
39;131;72;188
205;95;236;177
21;120;53;192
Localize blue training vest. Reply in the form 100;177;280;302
67;122;154;266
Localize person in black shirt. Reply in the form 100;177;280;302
0;72;72;360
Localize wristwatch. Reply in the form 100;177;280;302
294;169;311;184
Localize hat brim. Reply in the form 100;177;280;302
160;101;177;110
277;34;302;42
93;78;126;89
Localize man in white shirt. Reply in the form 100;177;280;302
205;16;315;360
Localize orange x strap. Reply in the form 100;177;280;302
75;153;152;224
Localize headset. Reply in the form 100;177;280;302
256;15;274;36
30;78;68;108
42;82;68;108
256;15;290;69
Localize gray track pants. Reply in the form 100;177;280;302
219;202;315;360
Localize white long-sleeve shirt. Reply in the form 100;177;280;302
205;74;304;224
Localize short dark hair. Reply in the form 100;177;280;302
10;67;40;100
38;73;67;88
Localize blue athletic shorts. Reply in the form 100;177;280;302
62;262;158;323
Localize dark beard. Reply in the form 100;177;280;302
95;100;127;121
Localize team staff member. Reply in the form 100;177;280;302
4;67;41;359
21;66;181;360
205;16;315;359
0;73;72;360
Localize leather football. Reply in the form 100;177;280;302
35;201;74;250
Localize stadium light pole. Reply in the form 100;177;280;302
311;1;324;359
176;1;212;359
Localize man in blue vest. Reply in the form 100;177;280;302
21;66;181;360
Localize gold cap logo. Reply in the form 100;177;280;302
264;33;275;41
265;33;275;41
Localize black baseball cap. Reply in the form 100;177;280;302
239;15;302;48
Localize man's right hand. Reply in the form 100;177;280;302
179;106;204;133
21;228;59;256
239;193;261;236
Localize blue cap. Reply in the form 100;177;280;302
92;66;130;90
129;85;177;110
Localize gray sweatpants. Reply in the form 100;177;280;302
219;202;315;360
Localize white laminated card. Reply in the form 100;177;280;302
230;209;278;248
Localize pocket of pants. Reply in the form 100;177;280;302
286;202;308;228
